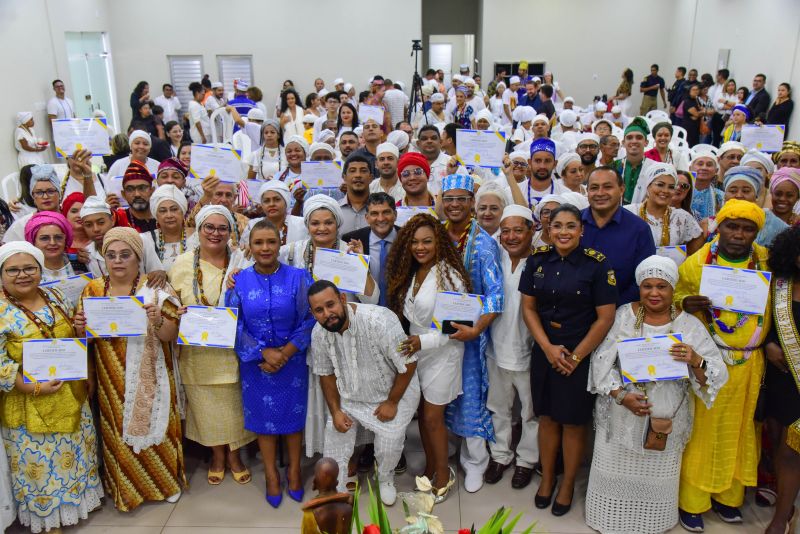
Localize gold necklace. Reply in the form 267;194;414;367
639;200;671;246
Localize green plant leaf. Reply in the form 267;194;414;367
352;481;364;533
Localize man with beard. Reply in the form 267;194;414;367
369;143;404;201
576;133;601;177
308;280;419;505
120;161;157;232
338;154;372;234
416;125;450;193
614;117;654;204
524;138;568;210
337;131;360;160
395;152;435;207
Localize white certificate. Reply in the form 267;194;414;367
245;179;262;203
430;291;483;331
359;105;385;126
189;144;243;183
22;338;88;383
312;248;370;294
741;124;786;153
395;206;437;227
52;118;111;158
301;161;343;189
83;296;148;337
656;245;687;266
40;273;94;305
103;175;128;207
456;129;507;168
699;265;771;315
177;306;238;348
616;333;689;384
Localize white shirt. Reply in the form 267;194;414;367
154;94;182;123
487;249;533;371
107;156;159;181
187;100;210;143
369;177;405;202
46;96;75;119
382;89;409;127
428;151;451;195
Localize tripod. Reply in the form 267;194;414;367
408;39;424;124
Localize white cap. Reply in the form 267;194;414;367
459;64;469;71
452;75;463;82
464;77;476;86
718;141;746;155
501;204;534;223
564;96;575;103
595;101;607;112
302;114;317;124
510;150;529;162
211;81;223;89
509;75;521;85
344;82;353;92
532;113;549;125
611;105;621;114
532;76;541;83
559;110;578;128
333;78;344;86
430;93;445;103
247;108;266;121
234;78;249;91
376;142;399;158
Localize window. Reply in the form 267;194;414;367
494;62;546;84
168;55;204;115
217;55;253;95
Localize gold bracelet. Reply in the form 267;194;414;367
33;382;41;397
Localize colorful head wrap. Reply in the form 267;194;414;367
123;161;154;186
61;192;85;218
195;204;235;233
0;241;44;270
24;211;73;248
157;157;188;179
769;167;800;195
635;255;679;288
102;227;144;260
731;104;751;120
723;165;764;194
530;138;556;157
150;184;188;215
303;194;343;228
715;198;765;230
441;173;475;194
624;116;650;138
773;141;800;164
397;152;430;178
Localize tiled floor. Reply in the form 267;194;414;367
6;423;777;533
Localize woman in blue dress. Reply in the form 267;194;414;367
225;219;315;509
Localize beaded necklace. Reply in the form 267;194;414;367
639;200;671;246
103;273;141;297
2;288;67;339
280;222;288;246
192;246;229;306
445;218;473;256
703;241;763;334
157;227;187;260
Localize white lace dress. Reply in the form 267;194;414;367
624;204;702;247
585;304;728;534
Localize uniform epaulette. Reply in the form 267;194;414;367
532;245;551;254
584;248;606;262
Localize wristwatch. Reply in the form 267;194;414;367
691;358;707;370
614;389;629;405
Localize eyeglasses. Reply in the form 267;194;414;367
32;189;59;198
677;182;692;191
539;209;552;218
400;168;426;178
124;184;152;194
511;161;529;168
36;234;65;244
201;223;231;235
3;266;40;278
577;144;598;151
442;195;472;204
104;250;135;263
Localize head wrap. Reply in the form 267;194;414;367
561;191;590;211
635;255;679;289
15;112;33;127
723;165;764;194
302;114;317;124
61;192;85;218
577;133;600;145
79;195;112;218
285;134;309;155
303;194;343;229
509;75;521;85
770;167;800;195
455;86;468;96
258;180;291;207
422;84;435;98
398;152;430;178
344;82;353;92
530;138;556;157
501;204;533;223
376;142;399;158
559;110;578;128
475;108;494;125
25;211;73;248
30;164;59;190
515;106;536;123
532;114;550;126
534;194;563;219
773;141;800;164
430;93;445;103
496;81;507;90
211;81;223;89
594;101;607;112
150;184;188;215
592;119;614;134
333;78;344;86
102;227;144;260
624;116;650;138
353;126;364;137
262;118;280;133
611;105;622;114
319;88;329;97
532;76;541;84
195;204;235;233
510;150;529;162
123;161;154;186
128;130;151;146
651;122;673;138
309;142;336;159
631;162;677;204
690;146;719;167
234;78;249;91
741;150;775;175
564;96;575;104
247;108;265;121
386;130;409;151
715;198;766;230
316;129;335;144
556;153;581;177
475;181;510;209
718;141;746;156
519;60;529;69
156;157;188;179
441;174;475;194
731;104;752;120
0;241;44;270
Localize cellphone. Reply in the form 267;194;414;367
442;320;473;335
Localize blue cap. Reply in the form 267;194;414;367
530;138;556;157
441;173;475;193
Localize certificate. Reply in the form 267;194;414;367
456;129;507;168
104;175;128;206
22;338;88;383
189;144;243;183
359;105;385;125
40;273;94;305
312;248;369;294
177;306;238;348
52;118;111;158
741;124;786;153
301;161;343;189
83;296;148;337
430;291;483;334
395;206;437;227
656;245;687;266
616;333;689;383
699;265;771;315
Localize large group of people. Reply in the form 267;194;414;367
1;61;799;534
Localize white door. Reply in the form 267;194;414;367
65;32;118;131
429;43;453;86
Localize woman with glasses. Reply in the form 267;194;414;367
140;184;193;270
4;165;63;243
0;241;102;531
169;206;254;486
671;170;698;219
24;211;88;302
519;204;617;516
627;163;704;254
77;228;185;511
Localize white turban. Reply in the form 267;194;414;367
611;105;622;114
309;142;336;159
30;164;59;190
500;204;534;223
377;142;399;158
344;83;353;92
247;108;266;121
509;151;528;163
15;112;33;127
318;89;329;98
195;204;235;233
430;93;445;103
303;194;343;229
532;114;549;125
150;184;188;215
556;152;581;178
79;195;112;218
475;181;510;208
316;129;335;144
631;162;676;204
386;131;409;151
211;81;223;89
635;255;679;288
128;130;151;146
595;101;607;112
285;135;309;155
577;132;600;145
718;141;746;156
302;114;317;124
560;191;589;211
514;106;535;123
534;194;563;219
333;78;344;86
559;110;578;128
353;126;364;137
741;149;775;175
0;241;44;270
690;146;719;167
509;76;521;85
475;108;494;125
258;180;291;207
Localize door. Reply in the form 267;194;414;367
65;32;118;130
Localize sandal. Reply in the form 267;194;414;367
432;466;456;504
345;472;358;493
207;467;226;485
231;467;252;484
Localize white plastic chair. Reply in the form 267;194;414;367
0;172;20;204
646;109;670;124
209;107;234;144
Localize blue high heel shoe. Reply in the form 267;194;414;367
286;467;304;503
266;491;282;508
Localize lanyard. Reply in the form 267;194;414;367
527;180;554;209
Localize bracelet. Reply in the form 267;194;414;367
33;382;41;397
614;389;628;405
154;316;164;331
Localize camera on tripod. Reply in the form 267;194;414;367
411;39;422;53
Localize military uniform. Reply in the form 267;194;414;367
519;245;618;424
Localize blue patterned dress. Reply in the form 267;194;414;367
445;220;504;440
691;186;724;221
225;263;316;435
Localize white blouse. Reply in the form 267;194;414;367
624;204;702;247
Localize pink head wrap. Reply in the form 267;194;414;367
24;211;74;248
769;167;800;195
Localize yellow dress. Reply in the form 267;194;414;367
674;239;770;512
169;250;254;450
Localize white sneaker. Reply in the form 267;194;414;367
380;480;397;506
464;468;484;493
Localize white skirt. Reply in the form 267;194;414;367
416;344;463;405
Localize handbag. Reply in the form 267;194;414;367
642;391;686;451
699;118;711;135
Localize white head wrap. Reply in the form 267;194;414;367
316;129;335;144
0;241;44;271
635;255;679;288
376;142;399;158
211;81;223;89
79;195;112;218
150;184;188;215
595;101;607;112
509;75;521;85
500;204;534;223
430;92;444;103
560;191;590;211
353;126;364;137
344;83;353;92
515;106;535;123
556;152;581;177
559;110;578;128
718;141;746;156
631;162;677;204
475;181;510;209
534;194;563;219
30;164;59;190
309;142;336;159
15;112;33;127
577;132;601;145
386;130;409;151
247;108;265;121
302;114;317;124
690;146;719;167
532;114;549;125
333;78;344;86
128;130;152;146
258;180;291;207
510;150;529;162
303;194;343;229
285;135;309;155
318;89;329;98
564;96;575;104
532;76;541;84
195;204;235;233
741;150;775;175
496;81;507;90
611;105;622;114
475;108;494;125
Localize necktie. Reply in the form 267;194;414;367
378;239;389;306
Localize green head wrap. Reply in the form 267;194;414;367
624;116;650;138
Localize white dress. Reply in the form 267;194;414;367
15;126;46;169
247;146;286;180
240;215;307;246
585;304;728;534
140;230;189;271
624;204;702;247
0;439;14;531
281;106;305;138
403;262;465;405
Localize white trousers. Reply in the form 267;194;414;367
460;436;490;474
486;357;539;468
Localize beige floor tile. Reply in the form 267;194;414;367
80;499;176;527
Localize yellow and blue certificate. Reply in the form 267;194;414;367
617;333;689;384
83;296;148;337
22;338;88;382
177;306;238;348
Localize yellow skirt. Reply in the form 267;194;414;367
183;383;254;450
